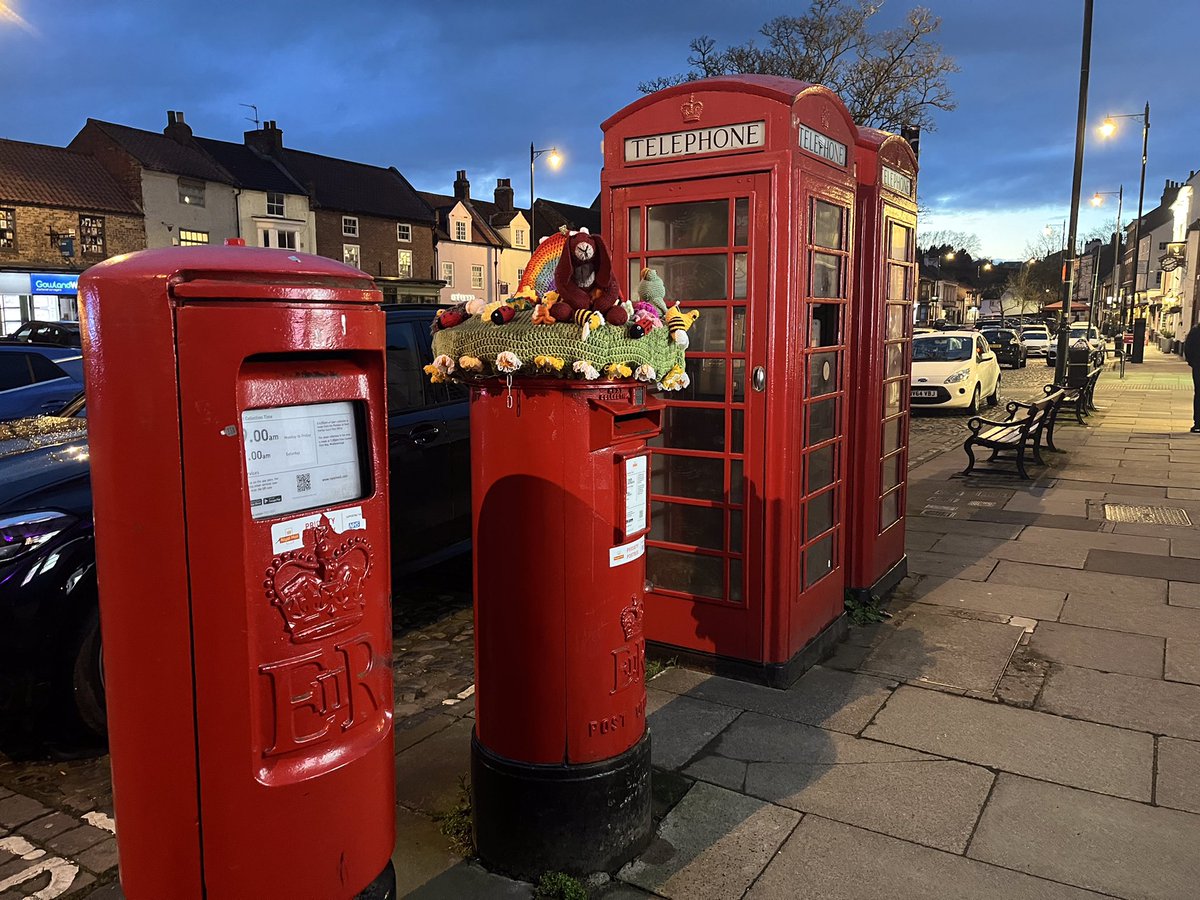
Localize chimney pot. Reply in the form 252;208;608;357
454;170;471;201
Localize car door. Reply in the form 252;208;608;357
976;336;997;394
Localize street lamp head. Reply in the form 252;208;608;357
547;149;562;169
944;251;956;260
1090;193;1104;206
1099;118;1117;138
982;262;992;271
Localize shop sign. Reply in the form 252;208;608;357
30;273;79;295
798;124;847;167
624;121;766;163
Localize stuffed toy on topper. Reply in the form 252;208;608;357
636;267;669;317
548;227;628;328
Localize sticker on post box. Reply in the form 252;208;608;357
270;506;367;553
609;536;645;568
242;401;363;520
624;456;648;537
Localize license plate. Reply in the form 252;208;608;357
989;343;1002;350
912;389;938;398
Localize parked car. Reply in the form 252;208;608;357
0;305;469;739
1020;325;1051;358
0;344;86;420
910;331;1001;413
980;327;1027;368
1047;324;1105;367
2;320;82;348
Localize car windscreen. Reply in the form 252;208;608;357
1023;329;1048;337
912;336;973;362
982;330;1015;344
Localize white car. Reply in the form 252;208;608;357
910;331;1002;413
1046;324;1104;367
1021;326;1051;357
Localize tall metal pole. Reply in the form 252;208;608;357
1126;102;1150;346
529;142;536;249
1054;0;1093;387
1111;185;1123;336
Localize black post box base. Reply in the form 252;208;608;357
353;860;396;900
471;729;652;880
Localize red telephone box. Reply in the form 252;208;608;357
80;247;395;900
469;380;660;878
601;75;858;686
847;127;918;601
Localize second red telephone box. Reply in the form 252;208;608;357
601;75;858;686
847;127;918;602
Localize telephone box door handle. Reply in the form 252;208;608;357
751;366;766;392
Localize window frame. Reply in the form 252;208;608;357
343;243;361;269
398;249;413;278
79;215;106;256
441;261;455;285
454;220;468;242
342;216;359;238
0;207;15;251
266;192;285;217
471;264;485;290
515;228;526;249
179;229;210;246
178;178;206;207
397;223;412;242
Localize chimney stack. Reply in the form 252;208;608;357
164;110;193;144
244;120;284;157
454;170;471;201
494;178;514;212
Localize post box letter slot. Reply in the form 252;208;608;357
589;396;664;448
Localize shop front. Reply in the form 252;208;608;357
0;270;80;334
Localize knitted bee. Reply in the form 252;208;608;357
664;303;700;348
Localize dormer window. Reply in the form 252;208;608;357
455;220;468;242
342;216;359;237
515;228;526;249
266;192;285;217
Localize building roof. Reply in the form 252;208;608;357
85;119;234;184
0;138;142;214
193;137;306;196
468;196;524;229
278;150;433;223
419;192;508;248
532;197;601;241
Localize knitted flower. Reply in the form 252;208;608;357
496;351;521;373
534;355;565;373
532;302;555;325
432;354;455;374
635;364;657;383
573;360;601;381
604;362;633;380
458;355;484;374
422;364;446;384
659;364;689;391
465;297;487;316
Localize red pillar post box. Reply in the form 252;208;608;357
79;246;396;900
847;127;919;602
470;380;660;879
600;75;859;686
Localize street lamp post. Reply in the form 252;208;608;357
529;143;562;249
1091;186;1123;337
1099;103;1149;337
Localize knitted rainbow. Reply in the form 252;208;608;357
518;231;568;298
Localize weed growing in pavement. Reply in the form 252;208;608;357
534;871;588;900
435;775;474;857
645;656;677;681
845;591;891;626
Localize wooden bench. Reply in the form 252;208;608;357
962;392;1060;480
1055;366;1103;425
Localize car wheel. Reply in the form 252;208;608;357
988;375;1000;407
967;384;981;415
72;608;107;740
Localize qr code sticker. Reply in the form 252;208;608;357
296;472;312;493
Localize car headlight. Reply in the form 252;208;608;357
0;511;78;563
944;367;972;384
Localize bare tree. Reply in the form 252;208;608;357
638;1;958;132
917;229;982;257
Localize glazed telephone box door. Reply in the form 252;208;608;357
613;174;770;661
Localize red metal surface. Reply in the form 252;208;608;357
600;75;858;671
79;246;394;900
470;381;660;765
847;128;919;595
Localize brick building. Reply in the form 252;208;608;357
0;138;143;333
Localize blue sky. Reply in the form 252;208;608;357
2;0;1195;260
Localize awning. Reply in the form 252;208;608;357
1042;300;1089;312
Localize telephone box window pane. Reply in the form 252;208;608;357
680;358;727;402
729;508;743;552
730;459;744;503
807;490;835;540
731;409;744;454
811;252;841;298
805;534;835;587
734;253;748;298
732;308;746;352
629;207;642;252
812;200;844;249
682;307;727;352
807;445;835;493
881;490;901;529
882;452;902;491
734;198;749;245
652;454;725;501
809;351;838;397
885;342;906;378
647;255;728;301
629;261;641;300
889;223;913;261
886;305;907;340
662;406;726;452
810;303;840;347
729;557;744;602
882;416;902;453
648;546;725;600
883;379;903;416
888;264;910;301
731;359;746;401
242;401;364;520
809;398;837;444
647;200;729;250
651;501;725;551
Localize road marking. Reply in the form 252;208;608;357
442;684;475;705
82;811;116;835
0;836;79;899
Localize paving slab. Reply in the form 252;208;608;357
968;773;1200;900
860;606;1023;694
1059;590;1200;640
905;577;1066;620
391;805;462;898
646;690;742;771
989;559;1167;602
1084;549;1200;582
863;685;1153;801
684;711;992;852
748;814;1108;900
617;782;798;900
404;861;533;899
1168;580;1200;608
1165;638;1200;684
968;509;1104;531
1017;525;1171;555
393;717;473;817
1037;664;1200;740
649;665;894;735
906;517;1025;539
1028;621;1165;678
1156;737;1200;815
1003;493;1089;516
905;550;997;581
928;534;1089;568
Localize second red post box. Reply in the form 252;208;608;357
80;246;395;900
470;380;661;879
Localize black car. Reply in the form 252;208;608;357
0;306;469;739
980;327;1027;368
2;320;83;348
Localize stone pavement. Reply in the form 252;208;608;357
4;346;1200;898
